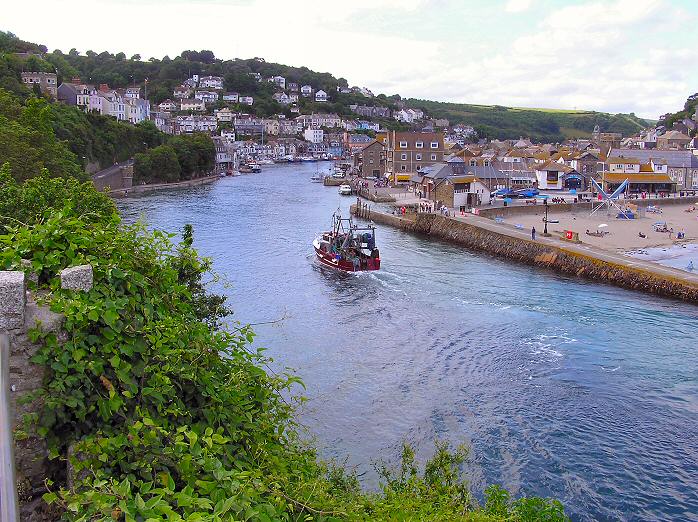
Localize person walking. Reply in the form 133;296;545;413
531;226;536;240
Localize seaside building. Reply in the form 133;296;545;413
384;131;445;183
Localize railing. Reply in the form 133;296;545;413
0;334;19;521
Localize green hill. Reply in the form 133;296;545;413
0;29;652;143
405;99;652;142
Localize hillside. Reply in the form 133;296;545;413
0;30;653;142
404;99;652;142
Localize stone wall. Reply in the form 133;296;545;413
351;205;698;302
0;265;93;519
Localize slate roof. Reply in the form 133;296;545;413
609;148;698;168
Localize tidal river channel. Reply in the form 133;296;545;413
118;162;698;521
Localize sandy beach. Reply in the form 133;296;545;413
502;201;698;252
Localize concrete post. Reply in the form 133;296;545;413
0;334;19;522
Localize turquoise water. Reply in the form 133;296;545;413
118;163;698;521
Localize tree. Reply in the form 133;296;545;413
149;144;181;182
130;54;141;61
69;48;79;56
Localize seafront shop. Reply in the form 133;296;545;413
602;173;675;195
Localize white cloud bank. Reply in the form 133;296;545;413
2;0;696;118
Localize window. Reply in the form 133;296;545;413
431;154;437;161
401;153;407;160
484;160;490;167
416;153;422;160
416;141;424;148
470;160;477;166
401;165;406;171
430;142;439;149
399;141;408;148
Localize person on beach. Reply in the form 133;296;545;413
531;226;536;240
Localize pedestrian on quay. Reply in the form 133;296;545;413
531;226;536;240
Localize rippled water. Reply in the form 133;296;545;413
118;162;698;521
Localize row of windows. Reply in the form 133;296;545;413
399;141;440;149
400;153;438;161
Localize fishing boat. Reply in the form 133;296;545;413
339;184;352;195
313;213;380;272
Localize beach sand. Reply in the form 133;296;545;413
503;202;698;252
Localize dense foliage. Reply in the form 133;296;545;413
0;163;116;233
0;84;162;178
0;175;568;520
133;133;215;184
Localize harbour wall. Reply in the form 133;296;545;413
107;174;220;198
352;204;698;302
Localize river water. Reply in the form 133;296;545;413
118;162;698;521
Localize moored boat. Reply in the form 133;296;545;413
239;162;261;173
339;184;352;195
313;213;380;272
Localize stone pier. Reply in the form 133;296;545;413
351;205;698;302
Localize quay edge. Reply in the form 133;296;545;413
351;203;698;303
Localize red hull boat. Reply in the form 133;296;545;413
313;213;380;272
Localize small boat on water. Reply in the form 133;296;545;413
258;158;275;165
313;213;380;272
310;174;324;183
339;184;352;195
299;155;316;162
239;162;261;173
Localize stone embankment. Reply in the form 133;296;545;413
352;204;698;302
107;174;220;198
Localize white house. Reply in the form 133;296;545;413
215;107;235;122
174;85;192;98
534;161;576;190
272;75;286;89
239;96;254;105
195;90;219;104
304;128;324;144
300;85;313;97
174;115;217;134
221;128;236;143
124;87;140;99
199;76;223;90
315;89;328;102
180;98;206;112
125;97;149;124
222;92;239;102
158;99;178;112
272;92;291;105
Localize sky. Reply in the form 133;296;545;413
4;0;697;118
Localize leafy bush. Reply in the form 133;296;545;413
0;164;116;233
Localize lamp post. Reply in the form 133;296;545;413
543;198;550;236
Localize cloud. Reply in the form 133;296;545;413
504;0;534;13
2;0;696;118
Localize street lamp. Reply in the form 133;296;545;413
543;198;550;236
